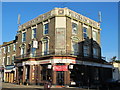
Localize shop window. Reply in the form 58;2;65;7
25;65;30;81
41;65;47;81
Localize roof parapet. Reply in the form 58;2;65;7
18;8;101;31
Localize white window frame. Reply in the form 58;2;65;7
31;25;37;39
0;48;1;55
13;44;16;51
3;47;6;54
92;28;98;41
43;22;49;35
2;57;5;66
12;54;16;65
30;41;37;57
83;24;89;39
71;41;78;55
71;20;78;35
22;31;26;42
71;36;79;55
8;46;10;52
20;44;26;55
41;37;49;55
7;56;10;65
31;48;36;57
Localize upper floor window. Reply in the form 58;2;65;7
7;56;10;65
31;48;36;57
43;23;49;35
32;28;37;39
44;40;48;55
3;47;6;53
41;37;49;55
20;44;26;55
83;45;89;57
72;42;78;55
71;36;79;55
22;32;26;42
0;48;1;54
93;30;97;41
93;47;98;58
12;55;15;65
8;46;10;52
83;27;88;39
72;23;78;34
13;44;16;51
2;57;5;66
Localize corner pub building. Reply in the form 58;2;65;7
14;8;113;86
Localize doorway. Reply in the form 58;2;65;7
56;71;64;85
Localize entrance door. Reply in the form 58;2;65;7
56;71;64;85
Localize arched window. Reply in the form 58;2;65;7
20;44;26;55
41;37;50;55
71;36;79;55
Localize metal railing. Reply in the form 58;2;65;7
15;50;104;60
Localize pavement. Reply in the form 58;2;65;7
1;82;95;90
2;82;44;88
2;82;120;90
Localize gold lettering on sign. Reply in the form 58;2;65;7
67;9;99;28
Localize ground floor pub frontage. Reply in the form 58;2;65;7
15;57;113;87
4;65;15;83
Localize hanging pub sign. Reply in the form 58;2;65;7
69;65;74;69
53;65;68;71
48;65;52;69
33;41;38;48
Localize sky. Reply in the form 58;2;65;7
1;2;118;61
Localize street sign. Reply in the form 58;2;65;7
53;65;68;71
